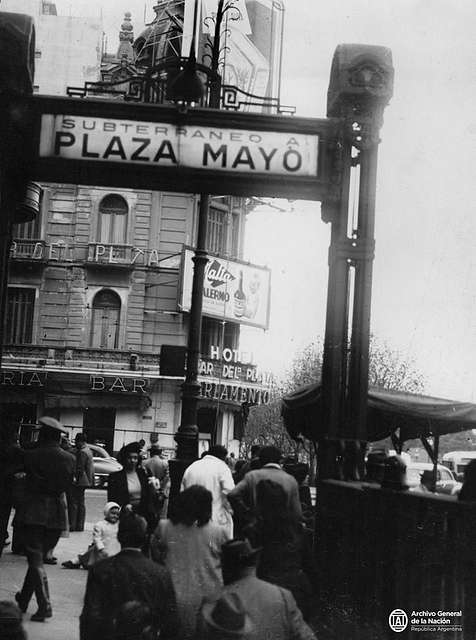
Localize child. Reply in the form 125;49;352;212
62;502;121;569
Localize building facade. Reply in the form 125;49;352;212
2;0;280;456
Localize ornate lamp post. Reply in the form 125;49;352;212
166;0;241;497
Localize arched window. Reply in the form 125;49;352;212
90;289;121;349
98;195;128;244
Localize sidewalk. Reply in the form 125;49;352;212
0;525;92;640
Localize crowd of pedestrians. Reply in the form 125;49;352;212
0;417;317;639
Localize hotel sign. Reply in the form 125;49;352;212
28;96;335;200
39;115;319;177
200;381;270;405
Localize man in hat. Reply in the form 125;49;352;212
143;445;170;518
14;416;75;622
228;446;302;531
69;432;94;531
80;512;178;640
206;539;316;640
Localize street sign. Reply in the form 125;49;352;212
39;114;318;177
27;95;337;200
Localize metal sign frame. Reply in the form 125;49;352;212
25;95;337;200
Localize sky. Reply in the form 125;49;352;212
30;1;476;401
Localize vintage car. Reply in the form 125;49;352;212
406;461;461;495
88;443;122;488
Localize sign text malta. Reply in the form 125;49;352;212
39;116;319;177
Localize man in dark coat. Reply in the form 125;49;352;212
228;446;302;531
69;432;94;531
80;512;178;640
198;539;316;640
14;417;74;622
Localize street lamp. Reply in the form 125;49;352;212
167;0;204;108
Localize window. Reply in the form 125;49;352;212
201;317;239;357
90;290;121;349
207;208;227;254
206;199;241;257
98;195;128;244
231;213;240;257
42;1;57;15
5;288;35;344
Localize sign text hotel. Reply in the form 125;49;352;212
39;116;319;177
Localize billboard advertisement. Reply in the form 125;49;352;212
178;248;271;329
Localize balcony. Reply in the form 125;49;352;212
10;239;47;263
2;345;161;375
86;243;135;269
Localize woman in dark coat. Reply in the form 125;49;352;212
107;442;158;532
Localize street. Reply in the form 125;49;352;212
0;489;108;640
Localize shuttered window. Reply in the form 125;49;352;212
207;208;227;254
206;202;240;258
5;288;35;344
90;290;121;349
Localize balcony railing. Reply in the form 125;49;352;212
2;345;161;374
86;243;135;268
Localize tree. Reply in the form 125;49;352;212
368;338;424;393
241;335;425;465
240;381;301;459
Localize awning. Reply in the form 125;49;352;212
281;384;476;443
0;389;42;405
44;393;151;411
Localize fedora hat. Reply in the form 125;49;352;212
38;416;67;434
201;592;253;637
221;539;261;566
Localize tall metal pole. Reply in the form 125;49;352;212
320;45;394;480
174;193;209;460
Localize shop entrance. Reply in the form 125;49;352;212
0;403;37;433
83;407;116;453
197;407;220;446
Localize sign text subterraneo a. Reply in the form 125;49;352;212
39;115;319;178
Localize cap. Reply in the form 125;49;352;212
104;502;121;518
38;416;67;434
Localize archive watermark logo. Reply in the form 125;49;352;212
389;608;463;633
389;609;408;632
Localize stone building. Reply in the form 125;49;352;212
2;0;282;456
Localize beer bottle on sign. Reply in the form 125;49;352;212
234;270;246;317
